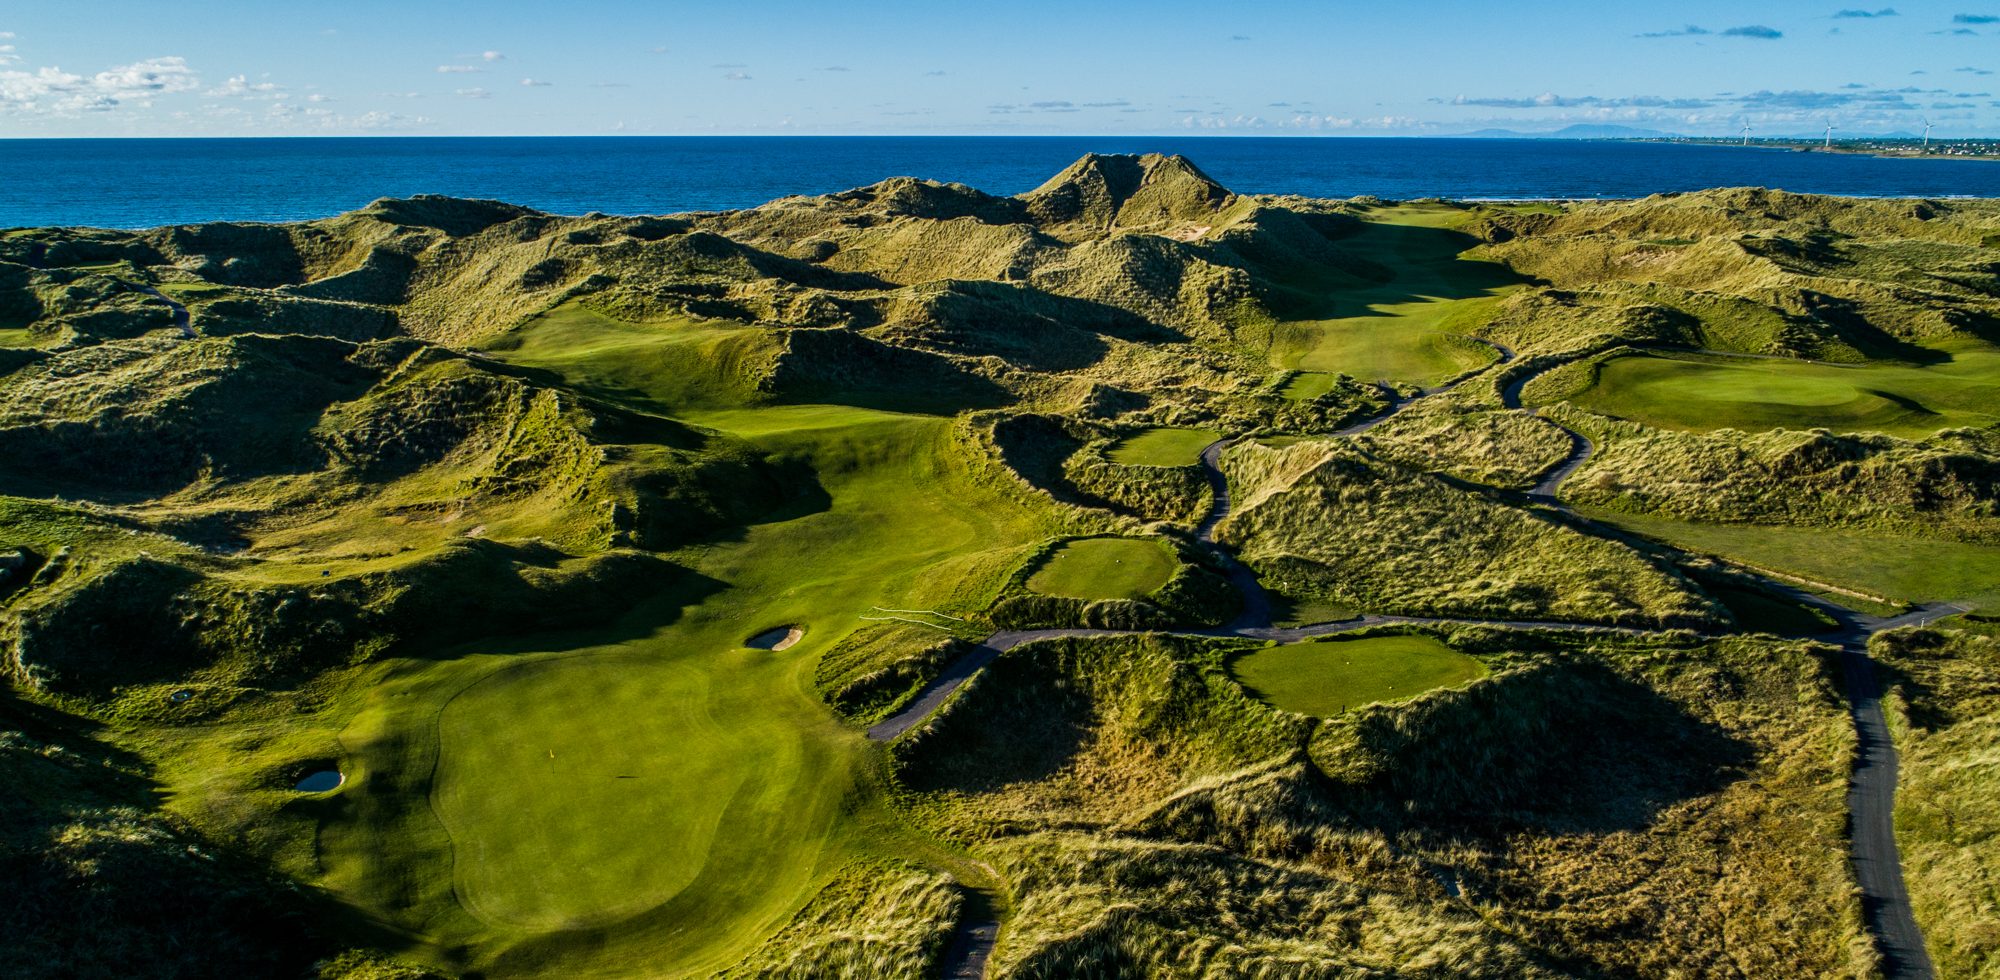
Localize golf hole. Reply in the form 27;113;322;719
745;626;804;651
295;769;345;793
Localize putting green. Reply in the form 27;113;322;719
1231;635;1487;717
1027;537;1178;601
1106;427;1220;467
1560;347;2000;438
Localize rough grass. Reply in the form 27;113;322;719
815;622;964;725
1876;628;2000;979
891;629;1868;978
1229;634;1487;717
1550;405;2000;543
1218;439;1721;627
1025;537;1179;601
720;861;963;979
1359;404;1575;489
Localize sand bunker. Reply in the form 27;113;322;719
745;626;805;651
295;769;345;793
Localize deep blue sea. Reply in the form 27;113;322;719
8;136;2000;229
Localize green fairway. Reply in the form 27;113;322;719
1281;297;1506;386
1026;537;1179;601
1105;427;1220;466
138;312;1061;977
433;651;822;931
26;155;2000;978
1278;372;1340;401
483;302;783;411
1230;634;1487;717
1576;505;2000;611
1268;206;1521;387
1556;346;2000;438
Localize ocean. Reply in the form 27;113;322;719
7;136;2000;230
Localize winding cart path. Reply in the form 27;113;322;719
882;346;1943;979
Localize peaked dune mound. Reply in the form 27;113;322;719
1020;153;1237;237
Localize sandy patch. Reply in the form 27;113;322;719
746;626;805;651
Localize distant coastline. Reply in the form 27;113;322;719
8;135;2000;229
1641;136;2000;163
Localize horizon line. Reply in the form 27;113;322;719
0;132;1970;141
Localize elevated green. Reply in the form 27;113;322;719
1104;427;1219;467
1231;634;1486;716
1026;537;1178;601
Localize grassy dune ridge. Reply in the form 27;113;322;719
3;157;1999;976
1877;628;2000;979
887;629;1867;976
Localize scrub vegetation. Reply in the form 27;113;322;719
1876;627;2000;979
3;157;1997;977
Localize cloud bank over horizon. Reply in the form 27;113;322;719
3;0;1997;138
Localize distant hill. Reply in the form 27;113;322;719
1452;124;1678;140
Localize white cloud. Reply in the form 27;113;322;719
0;55;199;114
482;50;504;61
207;73;281;98
724;71;751;81
436;64;481;73
354;110;431;129
0;44;16;67
455;86;491;99
520;77;551;86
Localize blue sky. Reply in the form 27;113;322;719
4;0;1999;137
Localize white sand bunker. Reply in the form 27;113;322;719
746;626;805;651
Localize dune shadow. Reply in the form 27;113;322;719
1320;660;1757;835
890;649;1093;796
1263;220;1528;323
0;692;416;978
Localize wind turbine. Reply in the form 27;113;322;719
1823;120;1835;149
1741;119;1752;146
1922;117;1934;151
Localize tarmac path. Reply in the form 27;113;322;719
883;346;1943;979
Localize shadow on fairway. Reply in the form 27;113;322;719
1265;221;1527;322
0;693;418;978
